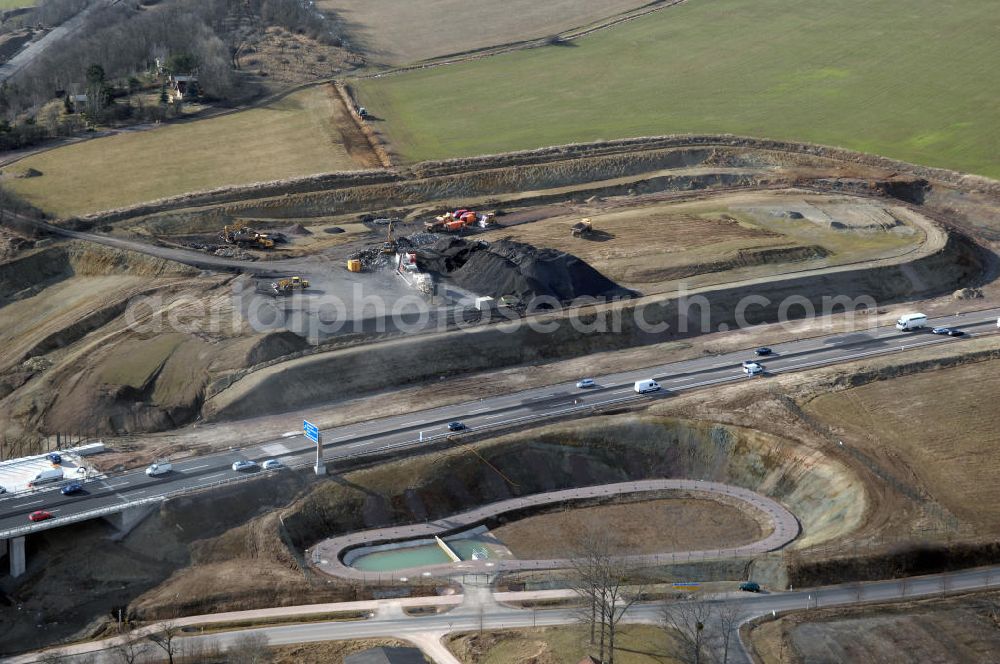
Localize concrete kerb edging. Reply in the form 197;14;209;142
309;479;800;582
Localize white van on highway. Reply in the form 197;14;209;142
145;462;172;477
634;379;661;394
895;313;927;331
28;467;64;488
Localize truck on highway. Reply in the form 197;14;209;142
28;467;64;488
145;462;172;476
634;379;661;394
895;313;927;331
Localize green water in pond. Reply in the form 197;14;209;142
351;539;492;572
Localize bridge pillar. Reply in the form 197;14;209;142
8;536;25;578
103;504;156;540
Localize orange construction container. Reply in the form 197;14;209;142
347;259;362;272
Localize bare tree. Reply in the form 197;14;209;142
183;637;224;663
148;621;182;664
111;629;150;664
602;559;646;664
568;532;608;655
715;601;743;664
662;599;715;664
568;530;647;664
227;632;271;664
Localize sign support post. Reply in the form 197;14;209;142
304;420;326;476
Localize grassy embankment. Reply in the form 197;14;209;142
356;0;1000;178
6;86;363;216
449;625;683;664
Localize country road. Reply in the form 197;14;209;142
7;564;1000;664
0;1;118;84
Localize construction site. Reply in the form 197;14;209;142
1;134;999;662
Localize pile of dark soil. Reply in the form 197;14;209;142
278;223;312;236
416;238;634;303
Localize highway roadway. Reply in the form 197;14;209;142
1;308;998;538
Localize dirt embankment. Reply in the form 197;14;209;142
279;416;862;554
0;469;334;654
0;241;318;443
79;133;998;228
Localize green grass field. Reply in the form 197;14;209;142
356;0;1000;178
6;86;362;216
0;1;35;8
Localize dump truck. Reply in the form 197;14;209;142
571;218;593;237
270;276;310;295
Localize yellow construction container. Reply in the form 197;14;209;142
347;259;362;272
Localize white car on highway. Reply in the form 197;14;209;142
743;362;764;377
262;459;283;470
232;460;259;472
145;462;172;476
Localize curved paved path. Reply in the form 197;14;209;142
310;479;800;581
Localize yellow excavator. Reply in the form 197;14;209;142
381;220;398;254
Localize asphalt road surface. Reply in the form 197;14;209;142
8;564;1000;664
1;308;998;538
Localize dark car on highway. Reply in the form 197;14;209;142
739;581;761;592
29;510;53;522
60;483;83;495
932;327;965;337
755;347;773;356
448;421;466;432
47;453;62;465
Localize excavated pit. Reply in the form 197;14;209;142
281;415;866;555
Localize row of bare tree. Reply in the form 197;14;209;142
37;623;272;664
569;531;746;664
2;0;344;119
